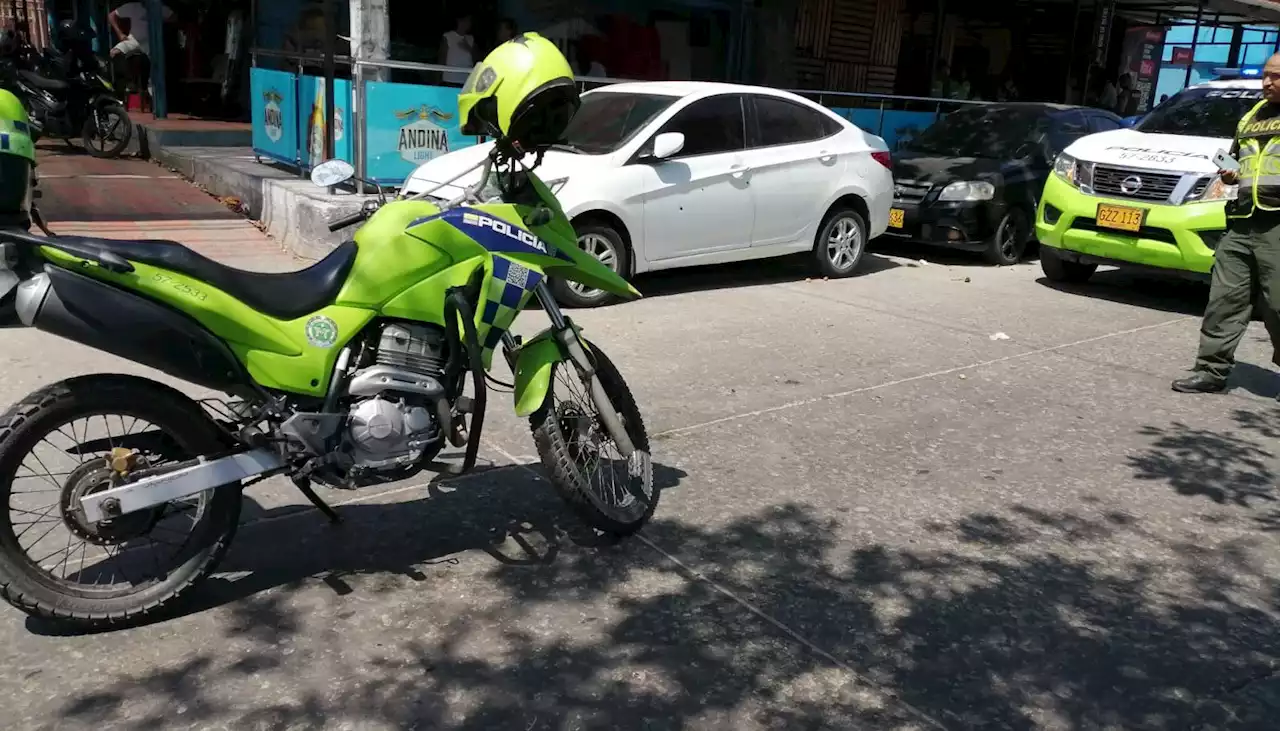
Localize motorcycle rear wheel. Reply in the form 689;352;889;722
82;103;132;159
0;375;240;629
530;341;658;536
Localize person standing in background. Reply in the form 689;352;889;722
996;76;1019;102
109;16;144;93
108;1;174;59
283;8;326;55
495;17;517;46
1098;73;1119;112
1117;73;1139;116
571;38;606;78
108;0;173;111
440;15;474;85
931;62;951;98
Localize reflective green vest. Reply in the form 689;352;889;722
1234;100;1280;216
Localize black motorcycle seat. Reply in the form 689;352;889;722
18;70;67;91
0;231;358;321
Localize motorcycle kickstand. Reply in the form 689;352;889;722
291;475;343;525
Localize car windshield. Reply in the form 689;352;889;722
1136;87;1264;137
906;107;1046;158
557;91;677;155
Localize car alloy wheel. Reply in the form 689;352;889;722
568;232;620;298
997;217;1019;260
826;215;863;272
985;208;1028;266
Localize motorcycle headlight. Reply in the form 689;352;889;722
937;180;995;202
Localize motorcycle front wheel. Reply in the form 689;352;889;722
82;103;132;159
530;341;657;536
0;375;240;629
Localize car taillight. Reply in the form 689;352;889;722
871;151;892;169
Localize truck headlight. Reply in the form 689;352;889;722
1188;176;1238;203
1052;153;1095;191
1054;153;1080;184
937;181;995;201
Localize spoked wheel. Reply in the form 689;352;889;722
0;375;239;629
531;341;657;536
82;103;133;159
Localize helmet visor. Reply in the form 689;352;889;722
460;63;498;95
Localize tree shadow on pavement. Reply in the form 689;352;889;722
1131;407;1280;539
44;490;1280;729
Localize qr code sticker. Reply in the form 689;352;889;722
505;261;531;289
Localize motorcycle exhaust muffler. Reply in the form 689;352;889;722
78;449;286;523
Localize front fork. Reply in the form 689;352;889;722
503;280;637;458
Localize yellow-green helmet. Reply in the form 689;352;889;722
0;89;34;223
457;32;580;151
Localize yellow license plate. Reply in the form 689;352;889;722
1095;204;1145;233
888;208;905;228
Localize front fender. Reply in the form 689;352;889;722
511;323;589;418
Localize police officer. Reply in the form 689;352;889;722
0;88;36;231
1173;54;1280;394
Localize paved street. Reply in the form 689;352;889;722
4;147;1280;729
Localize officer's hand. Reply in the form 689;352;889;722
1220;169;1239;185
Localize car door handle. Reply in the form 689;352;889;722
730;164;751;181
819;151;836;163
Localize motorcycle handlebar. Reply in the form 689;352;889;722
328;211;367;232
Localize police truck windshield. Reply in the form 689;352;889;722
1137;87;1265;138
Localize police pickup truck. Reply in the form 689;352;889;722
1036;79;1258;284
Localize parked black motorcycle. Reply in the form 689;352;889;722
0;30;132;158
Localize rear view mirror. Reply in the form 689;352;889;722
311;159;355;188
650;132;685;161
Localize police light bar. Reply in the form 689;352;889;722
1212;66;1262;79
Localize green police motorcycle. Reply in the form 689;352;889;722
0;35;656;628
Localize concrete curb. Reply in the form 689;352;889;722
150;146;373;260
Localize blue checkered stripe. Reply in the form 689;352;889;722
479;256;544;354
0;119;27;151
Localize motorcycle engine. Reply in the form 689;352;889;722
343;323;449;471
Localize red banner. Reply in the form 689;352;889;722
1118;26;1167;114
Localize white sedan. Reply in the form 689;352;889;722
403;81;894;307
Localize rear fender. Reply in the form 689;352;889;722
512;322;589;418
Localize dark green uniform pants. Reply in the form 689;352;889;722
1195;212;1280;380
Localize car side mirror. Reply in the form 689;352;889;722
647;132;685;161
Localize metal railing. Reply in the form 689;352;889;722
252;48;1006;191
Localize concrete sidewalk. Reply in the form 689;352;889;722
150;145;373;260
